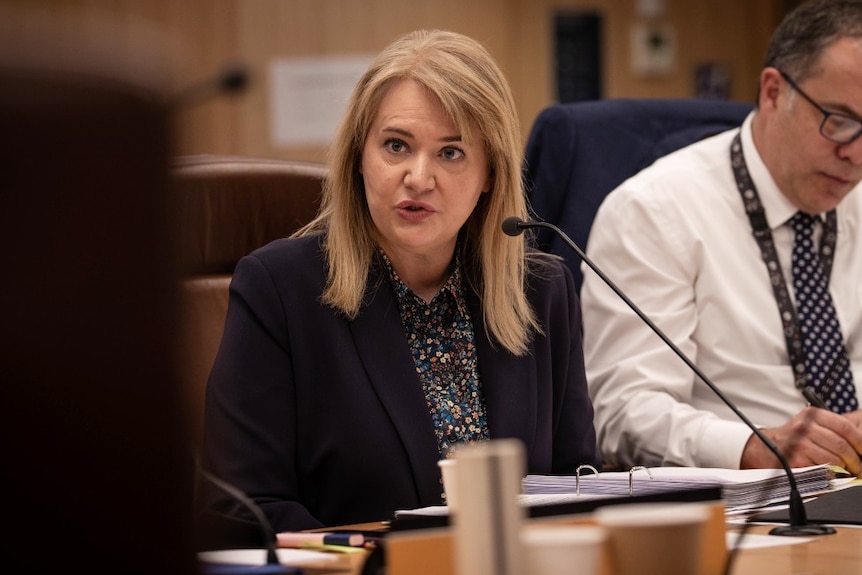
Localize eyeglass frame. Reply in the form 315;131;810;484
777;69;862;145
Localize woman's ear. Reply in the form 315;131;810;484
482;170;494;194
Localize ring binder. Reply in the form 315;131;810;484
575;465;599;496
628;466;653;495
522;464;832;513
573;465;656;496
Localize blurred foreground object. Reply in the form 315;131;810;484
0;6;194;574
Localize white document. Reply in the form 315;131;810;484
522;464;832;512
198;547;339;567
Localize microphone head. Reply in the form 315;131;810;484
172;63;249;109
502;216;525;236
219;65;249;93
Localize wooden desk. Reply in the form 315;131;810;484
326;521;862;575
730;524;862;575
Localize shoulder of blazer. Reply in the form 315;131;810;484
235;234;328;295
247;233;325;268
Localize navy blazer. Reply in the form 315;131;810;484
202;233;599;531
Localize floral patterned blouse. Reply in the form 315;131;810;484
380;251;490;461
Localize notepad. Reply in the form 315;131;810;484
521;464;833;513
197;548;339;568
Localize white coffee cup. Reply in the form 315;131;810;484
437;458;459;509
521;524;606;575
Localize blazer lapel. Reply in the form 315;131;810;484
469;296;536;447
350;274;443;502
349;270;538;502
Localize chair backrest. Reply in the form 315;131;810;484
173;154;328;274
523;98;753;291
173;155;327;447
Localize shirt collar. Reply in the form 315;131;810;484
740;113;803;229
378;248;464;303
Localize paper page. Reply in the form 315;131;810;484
198;548;339;567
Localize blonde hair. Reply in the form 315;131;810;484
295;29;540;356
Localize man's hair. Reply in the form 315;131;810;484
764;0;862;80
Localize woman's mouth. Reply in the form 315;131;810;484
396;202;434;221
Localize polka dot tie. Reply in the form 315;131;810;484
790;212;857;413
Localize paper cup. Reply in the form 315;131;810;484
521;524;606;575
437;458;459;509
595;502;711;575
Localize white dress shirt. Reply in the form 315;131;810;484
581;112;862;470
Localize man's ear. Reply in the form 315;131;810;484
759;67;784;112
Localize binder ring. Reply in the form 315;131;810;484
575;464;599;496
628;465;653;495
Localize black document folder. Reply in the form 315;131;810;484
748;484;862;525
391;486;723;532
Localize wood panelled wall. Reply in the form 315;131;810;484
11;0;795;163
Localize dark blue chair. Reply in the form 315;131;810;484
523;98;753;291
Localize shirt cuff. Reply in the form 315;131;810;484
696;418;754;469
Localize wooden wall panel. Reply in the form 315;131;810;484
231;0;515;162
510;0;784;134
13;0;789;162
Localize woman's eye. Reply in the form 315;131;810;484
385;138;407;153
442;147;464;161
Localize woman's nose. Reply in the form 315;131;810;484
403;156;436;191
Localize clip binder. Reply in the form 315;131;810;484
575;465;599;496
628;466;653;495
522;464;832;513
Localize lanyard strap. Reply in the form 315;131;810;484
729;133;837;391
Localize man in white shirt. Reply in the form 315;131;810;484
581;0;862;475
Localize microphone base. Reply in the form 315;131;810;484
768;523;836;536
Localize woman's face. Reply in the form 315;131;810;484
360;78;490;264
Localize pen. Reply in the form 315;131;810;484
801;386;829;410
276;531;365;548
802;350;849;410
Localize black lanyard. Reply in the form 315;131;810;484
729;133;837;391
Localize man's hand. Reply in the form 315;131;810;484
740;407;862;476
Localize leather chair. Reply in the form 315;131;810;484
173;155;327;448
523;98;753;291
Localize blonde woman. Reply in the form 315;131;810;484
202;29;598;532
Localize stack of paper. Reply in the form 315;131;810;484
521;464;832;512
749;483;862;525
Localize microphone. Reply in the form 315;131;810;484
172;63;249;108
197;466;296;572
502;216;835;537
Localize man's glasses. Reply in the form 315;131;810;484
778;70;862;145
